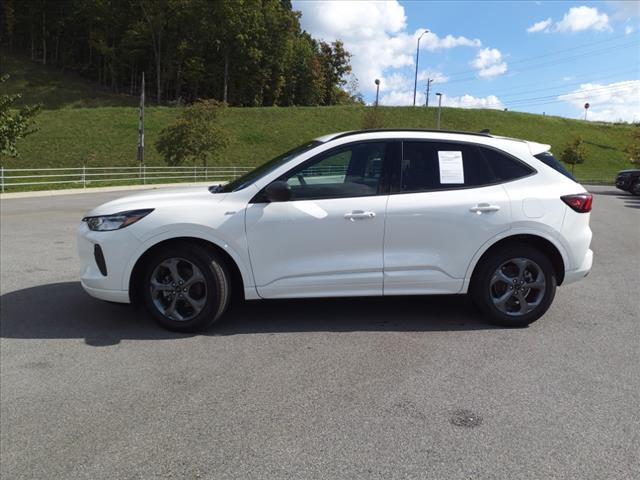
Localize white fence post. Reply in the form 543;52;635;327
1;166;4;193
193;165;197;182
143;164;146;185
82;166;86;188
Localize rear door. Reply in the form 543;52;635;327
383;140;516;294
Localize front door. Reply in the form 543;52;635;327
246;141;396;298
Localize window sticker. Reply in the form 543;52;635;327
438;151;464;184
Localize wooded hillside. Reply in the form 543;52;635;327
0;0;359;106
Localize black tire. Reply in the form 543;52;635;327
142;242;230;332
630;180;640;196
470;244;556;327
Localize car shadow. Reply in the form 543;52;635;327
591;189;625;196
0;282;497;346
591;190;639;208
622;197;640;209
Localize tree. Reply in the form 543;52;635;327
560;136;587;174
626;128;640;166
4;0;355;106
0;75;40;159
317;40;352;105
155;99;229;168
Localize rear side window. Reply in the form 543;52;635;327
534;151;576;181
479;147;535;182
401;141;495;192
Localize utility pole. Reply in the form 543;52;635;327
425;78;433;107
374;79;380;107
413;30;430;106
436;92;443;129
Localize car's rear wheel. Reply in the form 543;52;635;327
142;243;230;332
630;180;640;196
471;244;556;327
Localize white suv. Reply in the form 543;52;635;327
78;129;593;331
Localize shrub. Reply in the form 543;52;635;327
560;136;587;174
362;107;384;129
155;99;229;167
626;128;640;166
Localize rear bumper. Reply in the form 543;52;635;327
563;248;593;285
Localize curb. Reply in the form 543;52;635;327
0;181;220;200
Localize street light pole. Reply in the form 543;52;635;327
413;30;429;107
374;79;380;107
436;92;443;129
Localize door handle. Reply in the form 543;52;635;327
344;210;376;221
470;204;501;214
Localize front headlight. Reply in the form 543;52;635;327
83;209;154;231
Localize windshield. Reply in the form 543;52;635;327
534;151;576;181
216;141;322;193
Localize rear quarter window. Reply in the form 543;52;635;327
534;151;576;181
478;147;535;182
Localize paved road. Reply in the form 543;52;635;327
1;186;638;480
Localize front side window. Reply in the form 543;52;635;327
280;142;390;200
401;141;494;192
218;140;321;192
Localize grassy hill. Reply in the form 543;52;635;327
2;52;636;185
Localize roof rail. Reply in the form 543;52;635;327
330;128;493;140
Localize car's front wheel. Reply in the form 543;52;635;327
630;180;640;196
142;243;230;332
471;244;556;327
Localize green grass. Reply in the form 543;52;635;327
2;51;636;188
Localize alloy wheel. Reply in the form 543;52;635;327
489;257;546;316
149;258;207;321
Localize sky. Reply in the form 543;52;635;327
291;0;640;122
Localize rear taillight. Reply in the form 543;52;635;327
561;193;593;213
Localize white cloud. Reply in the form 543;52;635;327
606;1;640;21
380;90;425;106
558;80;640;122
563;76;575;81
555;6;611;32
380;90;503;109
443;94;504;109
380;70;448;92
527;18;552;33
422;34;481;51
471;48;508;79
418;70;449;84
292;0;481;93
625;24;636;35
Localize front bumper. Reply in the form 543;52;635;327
563;248;593;285
77;222;141;304
80;282;130;303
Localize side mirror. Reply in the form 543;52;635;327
264;181;292;202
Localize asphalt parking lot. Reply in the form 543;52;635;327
1;185;638;479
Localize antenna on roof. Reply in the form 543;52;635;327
479;129;490;134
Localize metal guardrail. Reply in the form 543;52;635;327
0;165;254;192
0;165;614;192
